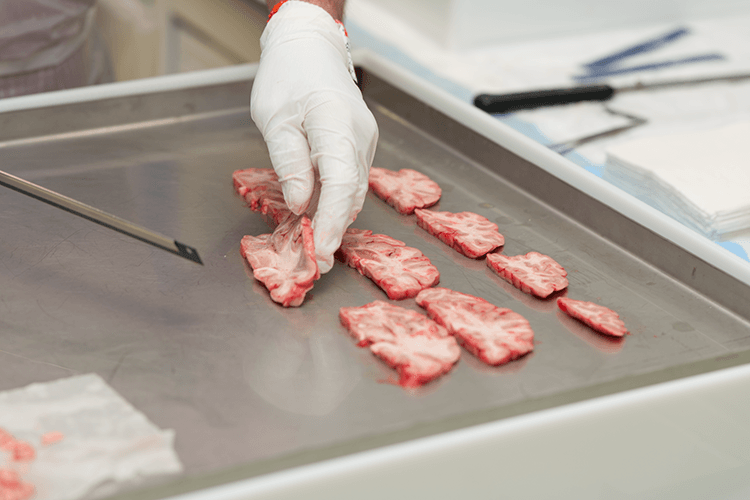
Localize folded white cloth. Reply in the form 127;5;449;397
604;121;750;239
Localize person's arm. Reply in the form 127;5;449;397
265;0;345;21
252;0;378;274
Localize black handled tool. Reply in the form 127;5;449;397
474;85;615;114
474;72;750;114
0;169;203;265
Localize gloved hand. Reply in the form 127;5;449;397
251;1;378;274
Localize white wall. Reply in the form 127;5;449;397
366;0;750;50
367;0;452;45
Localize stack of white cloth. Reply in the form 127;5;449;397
603;121;750;240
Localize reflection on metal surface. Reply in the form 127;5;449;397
242;326;362;417
0;109;243;149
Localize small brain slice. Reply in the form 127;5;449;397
558;298;628;337
233;168;291;225
0;469;35;500
486;251;568;298
0;428;12;448
9;442;35;462
41;431;65;446
339;301;461;387
336;228;440;300
369;167;442;215
416;287;534;366
0;429;35;462
0;429;36;500
414;209;505;258
241;215;320;307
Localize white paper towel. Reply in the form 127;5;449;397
604;121;750;238
0;374;183;500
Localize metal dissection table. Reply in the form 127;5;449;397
1;56;750;499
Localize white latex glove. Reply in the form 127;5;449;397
251;1;378;274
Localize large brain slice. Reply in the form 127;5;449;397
368;167;442;215
415;209;505;258
486;251;568;298
339;301;461;387
416;288;534;365
336;228;440;300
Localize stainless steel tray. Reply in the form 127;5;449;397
1;65;749;499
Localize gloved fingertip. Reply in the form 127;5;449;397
316;255;334;274
313;227;340;274
281;183;312;215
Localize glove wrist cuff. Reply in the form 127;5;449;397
269;0;343;23
268;0;288;20
266;0;357;84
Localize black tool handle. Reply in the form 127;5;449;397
474;85;615;114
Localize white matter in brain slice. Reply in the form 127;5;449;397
338;229;440;300
339;301;460;387
416;287;534;366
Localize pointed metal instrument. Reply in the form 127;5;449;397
0;169;203;265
